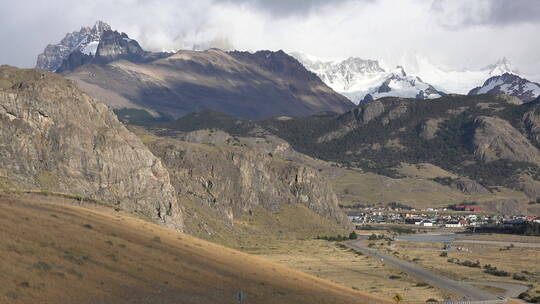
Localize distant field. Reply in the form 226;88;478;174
389;239;540;297
0;194;389;304
244;239;455;302
457;233;540;243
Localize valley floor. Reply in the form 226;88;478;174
243;239;455;302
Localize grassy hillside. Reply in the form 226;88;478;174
0;193;388;304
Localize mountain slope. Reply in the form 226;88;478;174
0;66;183;230
151;95;540;213
129;125;351;245
468;73;540;102
64;48;354;120
0;194;387;304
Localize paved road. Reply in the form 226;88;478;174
453;240;540;248
464;281;530;298
344;239;522;302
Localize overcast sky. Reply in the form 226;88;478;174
1;0;539;80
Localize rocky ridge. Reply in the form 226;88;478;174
36;21;111;72
468;73;540;102
0;66;183;230
135;127;350;237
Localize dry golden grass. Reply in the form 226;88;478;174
331;167;528;209
390;239;540;295
457;233;540;243
0;194;390;304
243;239;453;302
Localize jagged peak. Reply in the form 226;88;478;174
484;57;518;77
92;20;111;32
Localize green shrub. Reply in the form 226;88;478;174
513;273;528;281
484;264;510;277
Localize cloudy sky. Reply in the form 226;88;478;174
1;0;539;80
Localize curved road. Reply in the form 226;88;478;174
344;239;529;302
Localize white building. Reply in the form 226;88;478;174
445;221;462;228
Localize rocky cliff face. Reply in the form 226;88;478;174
470;116;540;165
138;129;349;235
0;66;183;230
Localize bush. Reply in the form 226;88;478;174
460;260;481;268
368;233;378;240
483;264;510;277
439;251;448;257
416;282;429;287
426;299;438;303
349;231;358;240
389;275;401;279
316;234;349;242
513;273;528;281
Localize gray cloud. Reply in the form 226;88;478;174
214;0;360;16
0;0;539;82
431;0;540;28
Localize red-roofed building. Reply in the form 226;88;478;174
453;205;483;212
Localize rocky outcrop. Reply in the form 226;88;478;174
317;100;385;143
0;66;183;230
355;100;385;124
523;105;540;147
449;178;489;194
418;118;442;140
470;116;540;165
382;102;408;125
143;134;349;232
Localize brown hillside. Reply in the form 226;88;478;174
0;194;388;304
65;49;354;120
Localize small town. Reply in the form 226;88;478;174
346;204;540;228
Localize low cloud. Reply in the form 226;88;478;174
1;0;539;81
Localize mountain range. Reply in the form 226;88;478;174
36;21;540;118
292;53;540;104
35;21;353;121
292;53;445;103
27;20;540;216
154;94;540;215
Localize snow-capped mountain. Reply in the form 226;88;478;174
360;67;444;103
292;53;443;104
291;52;385;92
36;21;111;72
292;53;525;104
413;57;517;94
468;73;540;102
36;21;170;73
